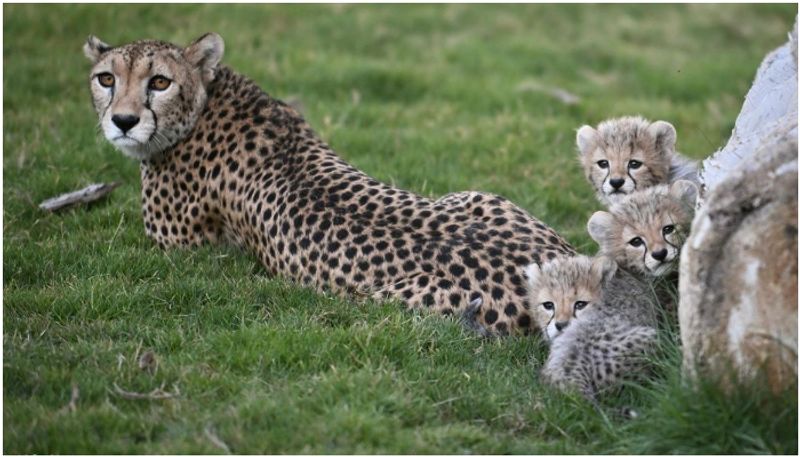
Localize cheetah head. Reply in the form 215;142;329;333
525;255;616;342
587;180;697;277
83;33;224;161
576;116;676;206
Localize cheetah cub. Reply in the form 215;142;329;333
576;116;699;207
525;255;659;400
525;254;614;342
587;180;698;278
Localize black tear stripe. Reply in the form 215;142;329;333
144;86;158;144
663;218;680;250
146;107;158;144
627;170;638;188
665;237;679;250
100;87;115;122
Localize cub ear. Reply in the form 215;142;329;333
590;255;617;285
669;179;698;209
647;120;677;155
184;32;225;85
83;35;112;63
524;263;542;289
587;211;616;247
576;125;598;156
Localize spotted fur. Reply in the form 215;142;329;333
524;255;615;341
530;255;660;401
587;180;698;278
83;33;576;335
576;116;699;207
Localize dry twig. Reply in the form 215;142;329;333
111;382;179;400
58;384;80;415
38;182;120;212
204;425;232;454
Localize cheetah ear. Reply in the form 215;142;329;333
524;263;542;289
647;121;677;156
83;35;112;63
591;255;617;285
587;211;616;247
669;179;698;209
185;32;225;85
576;125;598;156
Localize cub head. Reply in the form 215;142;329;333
524;255;616;342
576;116;677;206
83;33;224;160
587;180;698;277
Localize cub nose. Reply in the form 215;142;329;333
111;114;140;133
609;178;625;190
651;249;668;261
555;321;569;332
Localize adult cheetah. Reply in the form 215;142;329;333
83;33;575;335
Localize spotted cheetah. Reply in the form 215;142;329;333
83;33;576;335
524;254;615;342
528;255;659;401
576;116;699;207
587;180;698;278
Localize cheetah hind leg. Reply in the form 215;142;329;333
459;297;491;338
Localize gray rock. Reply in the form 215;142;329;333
679;16;798;393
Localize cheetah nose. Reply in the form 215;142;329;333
609;178;625;190
112;114;140;133
651;249;668;261
555;321;569;332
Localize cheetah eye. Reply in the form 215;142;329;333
97;72;115;88
574;301;588;310
628;237;644;247
663;225;675;235
541;301;554;311
628;160;643;169
596;160;609;169
148;75;171;91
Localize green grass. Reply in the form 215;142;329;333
4;4;797;454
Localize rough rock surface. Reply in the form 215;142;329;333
699;19;798;196
679;17;798;393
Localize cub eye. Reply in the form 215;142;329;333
574;301;588;310
541;301;554;311
663;225;675;235
628;160;643;169
97;73;115;88
149;75;171;91
628;237;644;247
596;160;609;169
